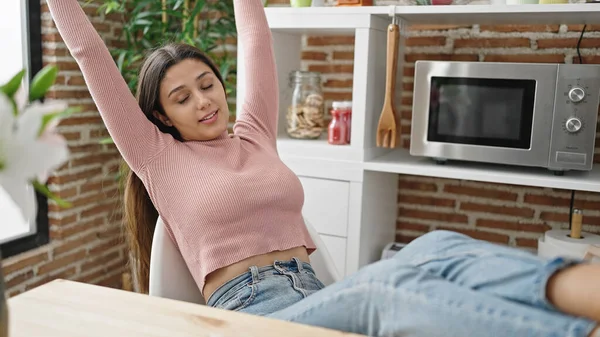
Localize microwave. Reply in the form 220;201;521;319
410;61;600;175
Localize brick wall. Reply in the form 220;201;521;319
2;0;128;296
297;6;600;249
395;23;600;248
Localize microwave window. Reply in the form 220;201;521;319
427;77;536;149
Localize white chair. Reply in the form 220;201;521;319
149;216;342;304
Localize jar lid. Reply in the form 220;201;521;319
289;70;321;79
332;101;352;109
332;101;344;109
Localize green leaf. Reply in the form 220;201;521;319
32;179;72;208
173;0;185;10
38;106;82;137
98;0;122;15
165;9;184;18
29;65;58;102
141;39;153;49
108;2;123;13
116;50;127;72
136;11;162;19
0;69;26;98
99;137;115;145
133;19;152;26
135;0;155;11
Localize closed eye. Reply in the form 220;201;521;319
178;96;189;104
201;84;213;90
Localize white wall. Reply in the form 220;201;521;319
0;0;26;85
0;186;33;245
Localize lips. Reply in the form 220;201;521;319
199;109;218;124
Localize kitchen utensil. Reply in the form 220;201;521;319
376;16;400;148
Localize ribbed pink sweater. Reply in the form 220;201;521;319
47;0;316;292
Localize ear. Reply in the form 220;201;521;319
153;110;173;127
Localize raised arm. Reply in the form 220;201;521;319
46;0;173;172
232;0;279;146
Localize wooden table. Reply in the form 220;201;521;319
8;279;361;337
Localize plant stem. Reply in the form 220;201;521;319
183;0;190;32
193;0;199;39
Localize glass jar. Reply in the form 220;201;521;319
286;71;325;139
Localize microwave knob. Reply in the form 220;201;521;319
568;87;586;103
565;117;583;133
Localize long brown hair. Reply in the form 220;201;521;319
123;42;225;293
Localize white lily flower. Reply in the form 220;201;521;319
0;93;70;221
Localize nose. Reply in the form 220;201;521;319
195;93;211;111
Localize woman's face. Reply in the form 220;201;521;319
155;59;229;141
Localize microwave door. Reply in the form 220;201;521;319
420;76;537;164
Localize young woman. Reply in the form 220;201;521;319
47;0;600;336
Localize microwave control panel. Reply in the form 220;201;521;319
549;64;600;171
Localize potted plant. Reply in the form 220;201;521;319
0;66;76;335
98;0;238;187
99;0;237;105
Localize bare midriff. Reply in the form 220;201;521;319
202;246;310;302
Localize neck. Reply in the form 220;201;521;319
182;130;230;143
214;129;230;140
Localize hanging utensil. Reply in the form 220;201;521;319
376;15;400;148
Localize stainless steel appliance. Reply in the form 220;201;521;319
410;61;600;175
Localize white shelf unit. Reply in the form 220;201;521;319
236;4;600;277
364;148;600;192
265;4;600;26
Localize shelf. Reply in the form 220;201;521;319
363;149;600;192
388;3;600;25
274;134;365;181
280;154;365;182
276;134;361;161
265;7;382;32
265;4;600;29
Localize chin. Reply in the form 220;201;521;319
205;123;228;140
186;113;229;141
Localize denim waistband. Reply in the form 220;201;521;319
206;257;314;306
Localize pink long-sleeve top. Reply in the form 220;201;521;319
47;0;316;293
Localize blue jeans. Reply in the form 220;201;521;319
206;230;598;337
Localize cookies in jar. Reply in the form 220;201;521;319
286;71;325;139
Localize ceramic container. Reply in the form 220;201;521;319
291;0;312;6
